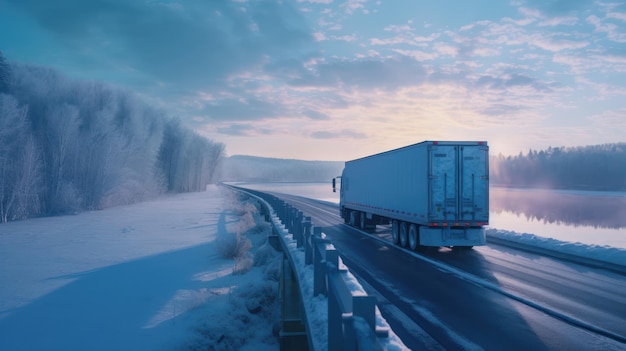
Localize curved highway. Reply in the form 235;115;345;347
253;189;626;351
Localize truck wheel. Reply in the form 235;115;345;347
349;211;358;226
399;222;408;247
408;224;418;250
391;220;400;244
360;212;366;229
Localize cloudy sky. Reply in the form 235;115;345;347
1;0;626;161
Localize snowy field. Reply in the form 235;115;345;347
0;185;282;351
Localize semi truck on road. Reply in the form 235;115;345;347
333;141;489;250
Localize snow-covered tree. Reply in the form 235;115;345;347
0;94;41;222
0;57;225;222
0;50;9;94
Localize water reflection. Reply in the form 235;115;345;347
490;187;626;230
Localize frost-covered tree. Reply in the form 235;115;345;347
0;50;9;94
156;118;224;193
156;118;185;192
0;94;41;222
0;57;225;222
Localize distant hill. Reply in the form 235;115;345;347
218;155;344;183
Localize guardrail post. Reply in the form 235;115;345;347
280;202;286;223
304;218;313;263
313;231;329;296
342;313;356;351
314;226;322;238
327;251;342;351
353;295;376;331
296;212;306;248
294;210;301;238
279;256;308;350
285;205;291;229
289;207;297;232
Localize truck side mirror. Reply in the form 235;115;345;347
332;178;336;192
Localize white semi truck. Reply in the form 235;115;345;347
333;141;489;250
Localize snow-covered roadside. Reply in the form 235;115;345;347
486;229;626;267
0;185;282;351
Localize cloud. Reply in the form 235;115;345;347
478;103;526;116
298;0;334;4
588;108;626;127
587;15;626;43
311;129;367;139
303;109;331;120
216;123;274;136
6;0;314;91
201;98;283;121
474;73;555;93
340;0;368;15
288;56;427;90
216;124;255;136
607;12;626;22
433;42;458;57
522;0;594;16
532;35;590;51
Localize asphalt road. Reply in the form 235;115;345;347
262;191;626;351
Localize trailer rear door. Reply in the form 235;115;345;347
460;145;489;222
429;144;489;223
429;144;458;222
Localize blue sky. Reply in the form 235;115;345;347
1;0;625;161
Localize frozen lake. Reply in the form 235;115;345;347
237;182;626;249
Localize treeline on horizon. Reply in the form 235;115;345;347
490;143;626;191
0;51;224;223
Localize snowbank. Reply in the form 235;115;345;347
487;229;626;267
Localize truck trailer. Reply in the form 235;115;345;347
333;141;489;249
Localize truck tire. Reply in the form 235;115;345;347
391;220;400;244
360;212;366;229
349;211;358;226
408;224;419;250
399;222;408;247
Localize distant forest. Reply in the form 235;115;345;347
490;143;626;191
0;51;224;223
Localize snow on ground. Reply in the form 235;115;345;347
486;229;626;267
0;185;282;351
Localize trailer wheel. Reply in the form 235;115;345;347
360;212;366;229
408;224;418;250
391;220;400;244
349;211;358;226
399;222;408;247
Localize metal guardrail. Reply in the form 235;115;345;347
223;184;392;351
